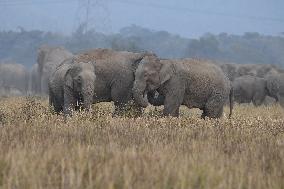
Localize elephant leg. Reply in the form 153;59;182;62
163;89;184;117
276;94;280;103
203;95;224;119
111;82;133;116
112;102;125;117
63;89;77;116
130;101;143;117
204;106;224;119
201;108;206;119
252;93;265;106
53;98;63;114
49;90;62;113
49;90;54;107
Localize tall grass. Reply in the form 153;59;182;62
0;97;283;189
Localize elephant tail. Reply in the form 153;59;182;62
229;86;234;118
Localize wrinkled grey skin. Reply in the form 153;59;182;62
220;63;279;81
48;58;96;116
0;62;29;96
72;48;151;116
133;55;233;118
37;45;73;95
266;73;284;107
233;75;274;106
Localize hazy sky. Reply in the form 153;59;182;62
0;0;284;38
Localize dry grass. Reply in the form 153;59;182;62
0;97;283;189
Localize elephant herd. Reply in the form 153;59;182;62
219;63;284;107
1;44;284;119
0;45;73;97
49;49;232;118
0;63;29;96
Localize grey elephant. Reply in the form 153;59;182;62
219;63;279;81
263;96;277;106
72;48;150;116
265;73;284;106
133;54;233;118
37;45;73;95
28;63;40;95
48;58;96;115
232;75;274;106
0;62;29;96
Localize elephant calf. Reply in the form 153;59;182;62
48;58;96;115
133;54;233;118
233;75;272;106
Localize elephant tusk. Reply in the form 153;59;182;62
143;90;147;98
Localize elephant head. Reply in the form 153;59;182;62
64;61;96;114
133;54;172;108
220;63;238;81
37;46;50;73
265;73;284;107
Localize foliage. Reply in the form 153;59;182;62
0;97;283;188
1;25;284;68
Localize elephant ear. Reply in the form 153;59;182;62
132;52;156;71
159;62;173;85
64;69;74;89
132;57;144;70
64;64;83;88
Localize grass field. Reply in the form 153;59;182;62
0;97;283;189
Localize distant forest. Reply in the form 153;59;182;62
1;25;284;68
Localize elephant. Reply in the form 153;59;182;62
219;63;279;81
263;96;277;106
265;73;284;106
0;62;29;96
133;54;233;118
28;63;40;95
37;45;73;95
232;75;274;106
71;48;154;116
48;58;96;115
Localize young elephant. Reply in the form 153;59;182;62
72;49;149;116
233;75;272;106
48;58;96;115
133;55;233;118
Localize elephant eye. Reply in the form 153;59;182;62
144;72;148;77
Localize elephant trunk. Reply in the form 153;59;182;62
63;87;76;116
81;83;95;111
133;80;149;108
82;91;94;111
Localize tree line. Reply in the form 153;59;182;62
1;25;284;68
